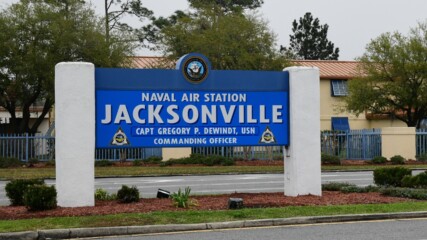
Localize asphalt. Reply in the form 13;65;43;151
2;211;427;240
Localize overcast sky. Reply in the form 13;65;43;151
2;0;427;60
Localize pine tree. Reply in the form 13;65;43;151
282;12;339;60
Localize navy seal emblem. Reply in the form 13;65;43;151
183;57;208;83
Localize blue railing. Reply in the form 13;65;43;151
0;133;55;162
416;129;427;157
0;134;161;162
321;129;382;160
2;130;383;162
192;146;283;160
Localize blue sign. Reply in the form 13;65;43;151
95;53;289;148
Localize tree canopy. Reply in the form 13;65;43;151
103;0;153;47
345;22;427;128
155;4;287;71
282;12;339;60
0;0;134;134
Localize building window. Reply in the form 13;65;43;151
331;117;350;131
331;80;348;96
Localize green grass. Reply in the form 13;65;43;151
322;164;427;171
2;201;427;233
1;164;427;180
0;166;283;180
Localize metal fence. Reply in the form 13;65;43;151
0;133;55;162
192;146;283;160
321;129;382;160
416;129;427;157
0;134;162;162
2;130;384;162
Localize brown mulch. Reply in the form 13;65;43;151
0;192;411;220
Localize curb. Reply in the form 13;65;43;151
2;211;427;240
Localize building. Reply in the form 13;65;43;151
294;60;406;131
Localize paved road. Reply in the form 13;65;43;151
76;218;427;240
0;171;380;206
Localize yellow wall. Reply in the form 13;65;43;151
320;79;406;130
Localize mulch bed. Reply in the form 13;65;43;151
0;191;411;220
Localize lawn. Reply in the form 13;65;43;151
1;164;427;180
2;201;427;233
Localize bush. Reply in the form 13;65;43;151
373;167;412;187
132;159;143;166
23;185;57;211
322;182;356;191
390;155;405;165
28;158;39;165
160;154;234;166
45;159;55;167
145;156;163;164
341;185;380;193
380;187;427;200
321;153;341;165
95;188;117;201
401;171;427;188
401;175;418;188
117;185;139;203
371;156;387;164
0;157;22;168
95;159;113;167
5;179;45;205
221;158;235;166
416;153;427;162
171;187;195;208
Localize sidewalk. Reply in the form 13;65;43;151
2;211;427;240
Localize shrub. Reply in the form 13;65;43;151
45;159;55;167
133;159;143;166
401;175;418;188
28;158;39;165
416;171;427;187
322;182;356;191
321;153;341;165
145;156;163;164
171;187;195;208
5;179;45;206
373;167;412;187
95;188;117;201
371;156;387;164
221;158;235;166
390;155;405;165
23;185;57;211
117;185;140;203
160;155;234;166
159;161;172;167
0;157;22;168
341;185;380;193
95;159;113;167
401;171;427;188
416;153;427;162
380;187;427;200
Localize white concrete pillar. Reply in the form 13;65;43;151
284;67;321;196
55;62;95;207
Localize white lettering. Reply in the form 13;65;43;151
101;104;112;124
182;105;198;124
114;105;131;124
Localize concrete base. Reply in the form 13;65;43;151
284;67;321;196
55;62;95;207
